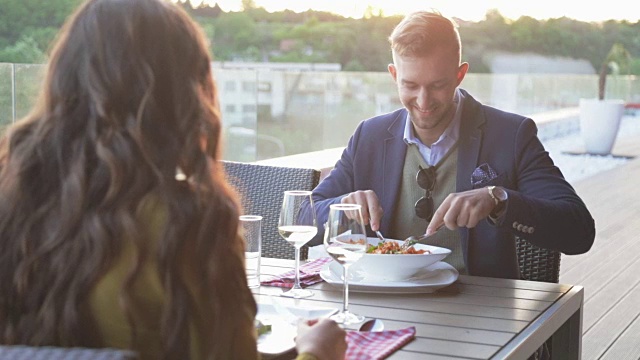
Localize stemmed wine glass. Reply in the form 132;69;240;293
278;190;318;298
324;203;367;325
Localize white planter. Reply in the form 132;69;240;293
579;98;624;155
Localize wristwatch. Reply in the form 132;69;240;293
487;186;508;214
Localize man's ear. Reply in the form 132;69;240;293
388;63;397;82
456;62;469;85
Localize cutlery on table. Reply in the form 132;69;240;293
358;318;384;332
401;223;445;250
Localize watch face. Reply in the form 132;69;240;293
495;187;508;202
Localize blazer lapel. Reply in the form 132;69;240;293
380;110;408;232
455;90;485;267
456;90;485;193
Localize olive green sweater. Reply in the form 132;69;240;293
389;144;466;274
88;196;318;360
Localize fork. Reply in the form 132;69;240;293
401;223;445;250
375;230;386;243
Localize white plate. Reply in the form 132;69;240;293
256;301;338;356
320;260;458;294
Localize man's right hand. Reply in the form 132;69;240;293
340;190;383;231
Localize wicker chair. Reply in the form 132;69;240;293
222;161;321;260
0;346;137;360
515;236;561;360
515;236;561;283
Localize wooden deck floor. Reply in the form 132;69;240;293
559;133;640;360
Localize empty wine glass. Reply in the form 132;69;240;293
324;203;366;324
278;190;318;298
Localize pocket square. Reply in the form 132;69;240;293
471;163;498;186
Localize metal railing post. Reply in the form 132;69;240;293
11;63;17;123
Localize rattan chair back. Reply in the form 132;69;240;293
222;161;321;260
516;236;561;283
0;346;137;360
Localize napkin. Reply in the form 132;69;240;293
346;326;416;360
261;257;332;288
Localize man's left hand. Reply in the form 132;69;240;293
425;188;497;235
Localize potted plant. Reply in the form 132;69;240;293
579;43;631;155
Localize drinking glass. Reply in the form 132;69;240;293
324;203;367;325
278;190;318;298
239;215;262;289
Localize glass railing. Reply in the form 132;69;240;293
0;63;46;131
1;62;638;161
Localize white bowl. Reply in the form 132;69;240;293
355;238;451;281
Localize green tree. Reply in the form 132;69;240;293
0;36;46;63
631;58;640;75
0;0;638;76
343;59;365;71
0;0;83;62
211;12;259;60
0;0;82;44
241;0;256;11
598;43;632;99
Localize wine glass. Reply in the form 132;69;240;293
324;203;367;325
278;190;318;298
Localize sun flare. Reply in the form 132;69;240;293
190;0;638;22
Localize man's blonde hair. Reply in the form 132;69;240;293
389;10;461;61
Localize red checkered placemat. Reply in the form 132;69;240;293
345;326;416;360
261;257;332;288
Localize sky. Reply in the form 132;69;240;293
193;0;640;23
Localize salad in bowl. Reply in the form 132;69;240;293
355;238;451;281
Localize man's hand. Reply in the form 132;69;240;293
340;190;383;231
425;188;497;235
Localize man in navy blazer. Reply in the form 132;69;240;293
303;11;595;279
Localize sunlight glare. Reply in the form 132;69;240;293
203;0;639;22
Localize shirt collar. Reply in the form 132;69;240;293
403;88;464;147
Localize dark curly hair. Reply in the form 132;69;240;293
0;0;253;358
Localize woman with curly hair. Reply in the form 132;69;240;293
0;0;345;359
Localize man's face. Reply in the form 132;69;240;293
389;51;468;141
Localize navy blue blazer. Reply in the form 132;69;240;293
304;89;595;279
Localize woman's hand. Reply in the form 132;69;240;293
295;318;347;360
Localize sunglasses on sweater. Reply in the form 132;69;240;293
414;165;436;221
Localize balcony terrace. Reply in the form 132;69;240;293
2;62;640;359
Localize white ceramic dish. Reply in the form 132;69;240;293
256;300;337;356
320;260;458;294
357;238;451;281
